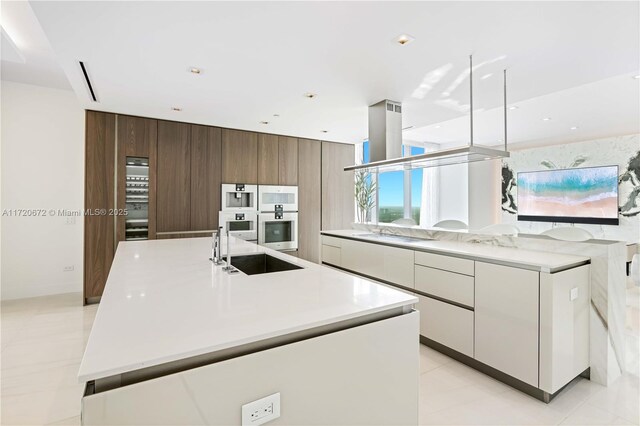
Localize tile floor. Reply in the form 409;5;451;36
1;285;638;426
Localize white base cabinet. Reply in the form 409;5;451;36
417;295;474;357
321;233;591;399
340;239;414;289
539;265;590;393
82;312;419;425
474;262;540;387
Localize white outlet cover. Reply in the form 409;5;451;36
241;392;280;426
570;287;579;301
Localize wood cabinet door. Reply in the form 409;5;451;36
278;136;298;185
84;111;116;300
116;115;158;242
475;262;539;387
222;129;258;184
157;121;191;232
298;139;321;262
257;133;279;185
321;142;354;230
191;125;221;231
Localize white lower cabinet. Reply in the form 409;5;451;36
321;244;341;266
325;234;591;397
474;262;539;387
417;294;474;357
414;265;474;307
341;239;414;289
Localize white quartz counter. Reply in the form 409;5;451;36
78;237;417;382
322;230;590;273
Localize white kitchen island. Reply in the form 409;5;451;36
79;237;419;425
321;229;593;403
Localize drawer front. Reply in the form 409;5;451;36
321;235;343;248
417;295;474;357
414;251;474;276
414;265;474;307
382;246;415;289
322;245;341;266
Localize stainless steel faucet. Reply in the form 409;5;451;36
211;227;224;265
222;229;238;274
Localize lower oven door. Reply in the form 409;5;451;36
219;211;257;241
258;212;298;251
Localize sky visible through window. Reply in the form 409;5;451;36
362;142;424;223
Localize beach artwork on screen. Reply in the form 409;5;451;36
517;166;619;224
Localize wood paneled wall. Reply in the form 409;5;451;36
321;141;355;231
157;121;192;232
84;111;116;301
85;110;356;301
298;139;322;263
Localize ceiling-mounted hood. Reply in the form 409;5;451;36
345;56;510;173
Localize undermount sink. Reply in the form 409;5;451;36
224;253;303;275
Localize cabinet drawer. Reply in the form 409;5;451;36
415;265;474;307
417;295;474;357
415;251;474;276
322;245;341;266
321;235;343;248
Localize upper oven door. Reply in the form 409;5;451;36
258;185;298;212
258;212;298;250
221;184;258;211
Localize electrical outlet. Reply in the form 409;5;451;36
570;287;579;301
241;393;280;426
63;265;74;272
65;217;76;225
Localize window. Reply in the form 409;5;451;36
410;146;425;224
378;170;404;223
361;142;426;225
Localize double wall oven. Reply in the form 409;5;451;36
219;184;298;251
257;185;298;251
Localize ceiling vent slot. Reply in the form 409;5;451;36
79;61;98;102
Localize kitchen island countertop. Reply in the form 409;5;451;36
78;237;417;383
321;229;590;273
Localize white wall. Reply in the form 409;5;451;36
437;163;468;225
468;159;501;230
1;81;85;300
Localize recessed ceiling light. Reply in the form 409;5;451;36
304;92;317;99
394;34;415;46
634;74;640;79
542;117;552;121
570;126;578;130
508;106;519;110
481;73;493;80
320;130;328;133
189;67;202;74
171;107;182;112
260;121;269;125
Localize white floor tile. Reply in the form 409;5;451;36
1;286;639;426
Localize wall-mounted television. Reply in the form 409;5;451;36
517;165;619;225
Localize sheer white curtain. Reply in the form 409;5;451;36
419;143;440;228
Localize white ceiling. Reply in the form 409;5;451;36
10;1;640;145
0;1;70;90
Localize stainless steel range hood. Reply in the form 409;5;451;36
345;56;510;173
